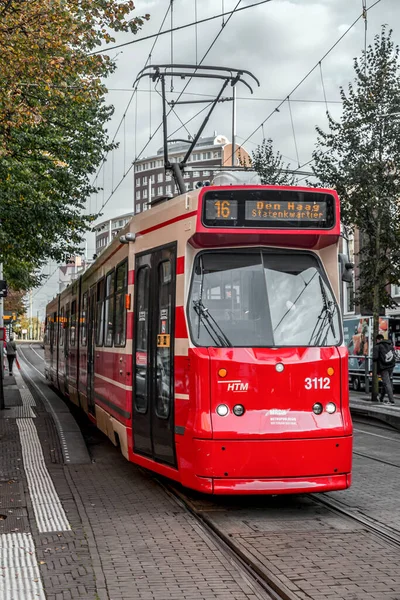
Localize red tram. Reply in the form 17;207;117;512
44;185;353;494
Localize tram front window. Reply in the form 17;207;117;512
188;250;341;348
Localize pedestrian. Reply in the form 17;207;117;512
5;336;17;376
372;334;396;404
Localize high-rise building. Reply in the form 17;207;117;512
93;212;134;255
133;134;249;214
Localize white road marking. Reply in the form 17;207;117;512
17;348;46;380
0;533;46;600
29;344;45;361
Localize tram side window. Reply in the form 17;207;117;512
104;270;115;347
114;261;128;347
59;307;64;347
96;279;105;346
135;267;150;413
155;260;172;419
49;317;53;350
52;312;57;349
70;300;76;347
81;292;88;346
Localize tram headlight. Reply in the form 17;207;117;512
216;404;229;417
275;363;284;373
326;402;337;414
233;404;245;417
312;403;323;415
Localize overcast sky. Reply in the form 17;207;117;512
33;0;400;317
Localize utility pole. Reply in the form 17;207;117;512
29;289;33;340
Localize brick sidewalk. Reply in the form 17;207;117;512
0;369;264;600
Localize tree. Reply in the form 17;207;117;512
312;26;400;400
250;138;297;185
4;289;26;317
0;1;149;289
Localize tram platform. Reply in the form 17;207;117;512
0;363;263;600
350;391;400;430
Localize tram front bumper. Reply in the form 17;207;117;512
190;435;352;494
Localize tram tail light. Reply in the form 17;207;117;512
125;294;131;310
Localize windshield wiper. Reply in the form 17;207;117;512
308;277;337;346
193;299;232;348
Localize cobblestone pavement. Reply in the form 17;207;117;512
6;346;266;600
327;417;400;532
8;344;400;600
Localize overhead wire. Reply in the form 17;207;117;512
90;4;172;200
89;0;273;56
225;0;383;165
96;0;249;214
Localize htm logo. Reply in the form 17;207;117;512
227;382;249;392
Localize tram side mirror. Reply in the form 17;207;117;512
339;253;354;283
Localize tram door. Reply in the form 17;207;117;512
86;286;96;414
133;244;177;467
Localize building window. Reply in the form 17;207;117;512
142;176;147;185
193;171;200;178
392;285;400;297
136;164;141;172
157;173;163;183
202;152;211;160
202;171;210;176
157;186;163;195
166;173;171;181
136;191;140;200
150;174;155;183
213;151;220;158
143;204;148;211
166;185;171;193
143;189;147;199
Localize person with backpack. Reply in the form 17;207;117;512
372;334;396;404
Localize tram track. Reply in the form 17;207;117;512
314;493;400;548
159;481;298;600
20;345;400;592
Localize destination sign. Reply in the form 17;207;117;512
202;189;335;229
245;200;327;222
205;199;238;221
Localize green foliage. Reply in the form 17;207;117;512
250;138;297;186
0;0;149;289
312;26;400;312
